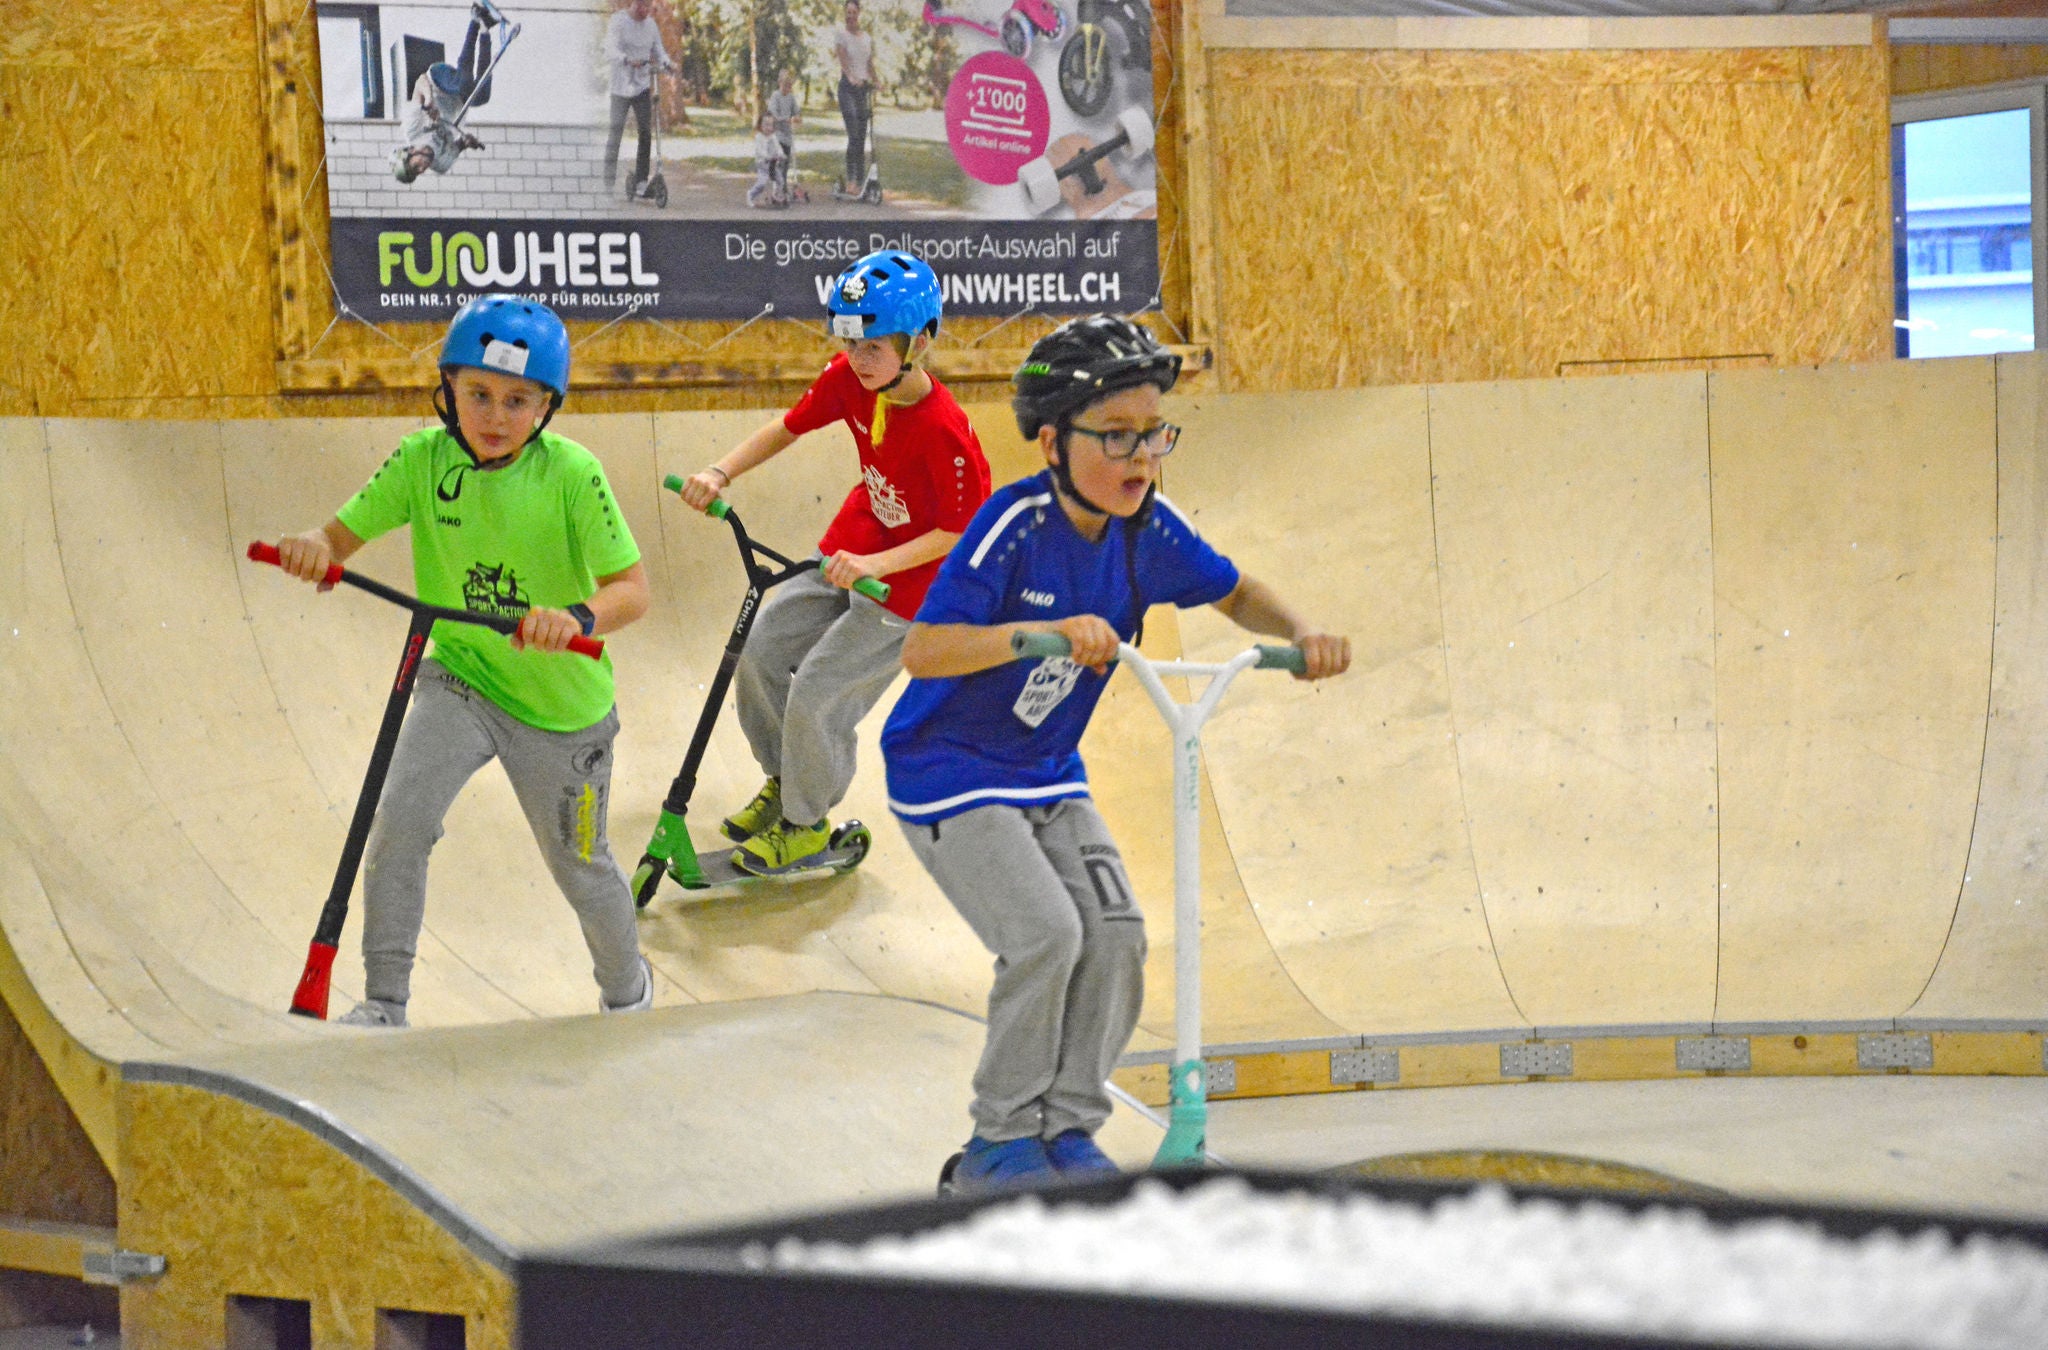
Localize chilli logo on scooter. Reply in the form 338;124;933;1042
395;633;426;693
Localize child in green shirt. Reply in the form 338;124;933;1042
271;295;653;1027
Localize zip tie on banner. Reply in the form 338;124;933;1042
1147;303;1189;344
572;297;650;351
699;303;776;351
311;248;413;355
967;301;1046;347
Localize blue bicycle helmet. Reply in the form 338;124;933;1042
435;295;570;462
826;251;942;342
428;62;464;96
440;294;570;395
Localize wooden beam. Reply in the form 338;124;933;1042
0;1217;114;1280
277;344;1214;394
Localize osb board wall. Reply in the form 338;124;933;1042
0;0;1192;420
0;996;114;1228
1892;43;2048;94
1205;45;1894;391
120;1082;511;1350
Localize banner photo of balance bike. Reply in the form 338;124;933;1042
315;0;1160;323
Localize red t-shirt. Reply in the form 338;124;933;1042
783;354;992;619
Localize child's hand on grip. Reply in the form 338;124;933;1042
1296;632;1351;681
276;532;336;591
515;608;583;654
1052;614;1120;675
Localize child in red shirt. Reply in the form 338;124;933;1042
676;251;991;872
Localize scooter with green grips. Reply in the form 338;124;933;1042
936;629;1305;1192
630;477;889;906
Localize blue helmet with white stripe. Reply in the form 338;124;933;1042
826;251;942;342
440;294;571;396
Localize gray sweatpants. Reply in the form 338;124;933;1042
359;661;645;1010
735;565;908;825
903;799;1147;1141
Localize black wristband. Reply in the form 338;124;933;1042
567;603;597;637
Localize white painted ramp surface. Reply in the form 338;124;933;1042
4;355;2048;1253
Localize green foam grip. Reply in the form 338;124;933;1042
1255;644;1308;673
852;576;890;603
1009;630;1073;660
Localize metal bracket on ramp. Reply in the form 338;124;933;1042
1331;1047;1401;1085
1676;1036;1752;1072
1204;1060;1238;1095
1500;1042;1573;1078
82;1246;166;1285
1857;1033;1933;1071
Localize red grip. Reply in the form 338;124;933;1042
569;635;606;660
247;539;342;587
289;941;339;1019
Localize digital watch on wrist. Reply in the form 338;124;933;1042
567;603;597;637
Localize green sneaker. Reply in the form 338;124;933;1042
721;776;782;842
734;818;831;875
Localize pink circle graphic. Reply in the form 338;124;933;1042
945;53;1050;186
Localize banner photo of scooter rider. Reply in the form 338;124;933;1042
315;0;1160;321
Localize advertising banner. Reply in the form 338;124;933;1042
314;0;1162;321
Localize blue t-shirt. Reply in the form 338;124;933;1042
881;471;1240;824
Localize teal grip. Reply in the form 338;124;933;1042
1010;630;1073;660
852;576;891;603
1255;644;1307;673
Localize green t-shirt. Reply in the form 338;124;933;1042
337;427;640;732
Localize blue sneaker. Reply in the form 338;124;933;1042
952;1136;1056;1193
1044;1129;1119;1177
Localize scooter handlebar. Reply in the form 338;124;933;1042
247;540;605;660
247;539;342;588
1008;630;1308;673
658;479;890;603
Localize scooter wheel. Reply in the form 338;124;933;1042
828;820;872;868
1019;155;1060;213
651;176;669;208
937;1151;964;1197
861;180;883;205
631;855;664;910
1001;11;1033;58
1115;105;1154;159
1058;25;1113;119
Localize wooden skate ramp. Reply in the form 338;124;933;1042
3;355;2047;1340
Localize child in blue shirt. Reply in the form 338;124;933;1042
881;315;1351;1191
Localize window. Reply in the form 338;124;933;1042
316;4;385;120
1892;83;2044;358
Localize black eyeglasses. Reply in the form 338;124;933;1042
1065;422;1180;460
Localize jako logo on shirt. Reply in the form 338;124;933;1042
1021;589;1056;607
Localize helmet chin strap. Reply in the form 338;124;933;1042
434;375;563;470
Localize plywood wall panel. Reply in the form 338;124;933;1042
1206;45;1891;393
1711;357;1995;1022
1906;351;2048;1024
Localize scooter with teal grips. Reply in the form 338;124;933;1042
938;628;1305;1190
630;476;891;907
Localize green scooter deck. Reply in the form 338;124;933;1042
631;819;873;906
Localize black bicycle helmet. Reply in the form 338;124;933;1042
1011;314;1181;441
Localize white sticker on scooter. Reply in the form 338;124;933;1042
481;339;529;376
1013;656;1081;728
